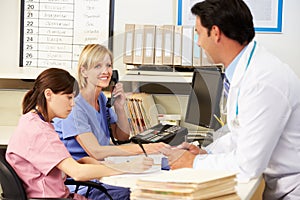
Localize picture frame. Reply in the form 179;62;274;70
177;0;283;33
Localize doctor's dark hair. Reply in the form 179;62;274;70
77;44;113;89
191;0;255;45
22;68;79;122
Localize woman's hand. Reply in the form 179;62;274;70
112;82;126;108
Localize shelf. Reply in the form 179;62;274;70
0;67;76;80
120;70;193;83
121;64;224;83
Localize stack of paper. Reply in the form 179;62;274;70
131;168;240;200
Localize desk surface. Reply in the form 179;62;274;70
100;170;262;200
1;125;263;199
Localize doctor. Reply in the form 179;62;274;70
162;0;300;199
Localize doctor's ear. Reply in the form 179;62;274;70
211;25;221;43
44;88;53;100
80;67;88;78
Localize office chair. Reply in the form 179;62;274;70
0;155;113;200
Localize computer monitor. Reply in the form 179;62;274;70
185;67;223;130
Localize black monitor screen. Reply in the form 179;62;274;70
185;67;223;130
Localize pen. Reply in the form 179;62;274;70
137;140;148;157
214;114;225;126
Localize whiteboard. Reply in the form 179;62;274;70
20;0;114;70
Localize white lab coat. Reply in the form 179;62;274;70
193;41;300;199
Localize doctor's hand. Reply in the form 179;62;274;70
103;156;154;173
143;142;170;154
176;142;207;155
161;148;196;170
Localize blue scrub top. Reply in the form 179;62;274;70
53;92;117;160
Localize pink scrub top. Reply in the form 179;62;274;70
6;112;87;200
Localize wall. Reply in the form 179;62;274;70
0;0;20;77
0;0;299;78
254;0;300;77
0;90;26;126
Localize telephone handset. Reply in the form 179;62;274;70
106;70;119;108
106;70;125;145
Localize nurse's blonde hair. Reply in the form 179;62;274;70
77;44;113;89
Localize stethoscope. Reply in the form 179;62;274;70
232;41;257;127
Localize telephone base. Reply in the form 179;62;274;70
130;123;188;146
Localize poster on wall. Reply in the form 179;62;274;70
177;0;283;33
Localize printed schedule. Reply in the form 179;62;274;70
22;0;111;69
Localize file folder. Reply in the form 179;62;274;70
181;26;194;66
133;24;144;65
125;93;159;136
193;31;201;67
154;25;163;65
143;25;156;65
123;24;135;64
173;26;182;66
162;25;174;65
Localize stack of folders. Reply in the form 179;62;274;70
131;168;240;200
123;24;212;67
125;93;159;136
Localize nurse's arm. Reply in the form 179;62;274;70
75;132;168;160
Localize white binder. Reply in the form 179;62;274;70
123;24;135;64
181;26;194;66
193;30;201;67
162;25;174;65
143;25;156;65
173;26;182;66
154;25;163;65
133;24;144;65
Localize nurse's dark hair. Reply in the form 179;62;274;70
22;68;79;122
191;0;255;45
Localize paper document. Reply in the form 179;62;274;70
105;154;164;165
104;154;164;174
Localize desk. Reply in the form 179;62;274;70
100;170;263;200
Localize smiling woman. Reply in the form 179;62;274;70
77;44;113;90
52;44;168;199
